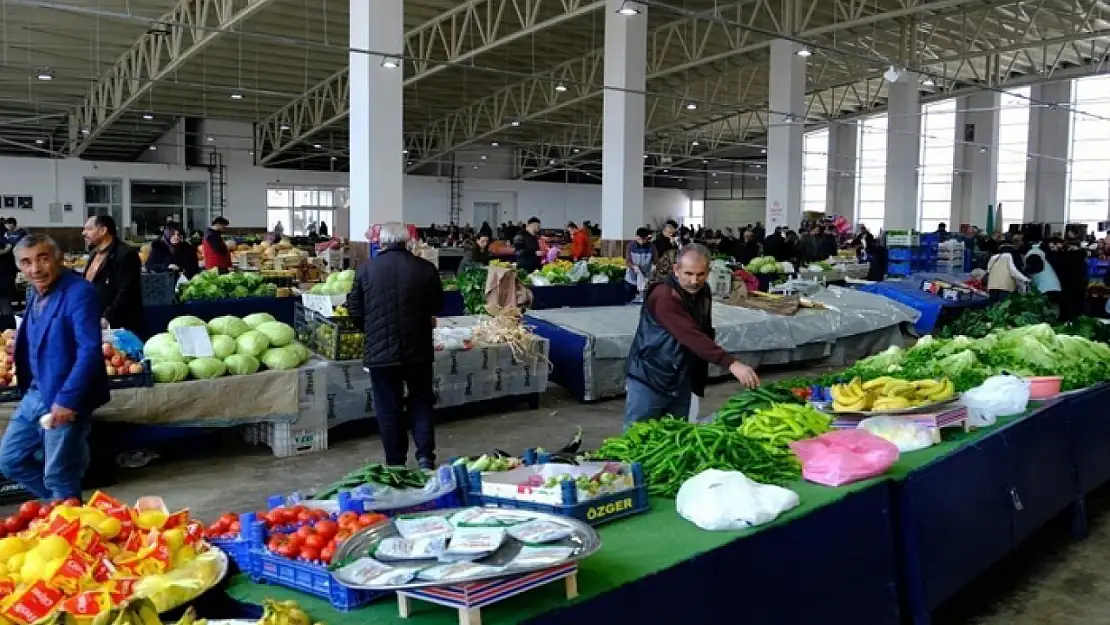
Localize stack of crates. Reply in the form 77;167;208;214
293;302;365;361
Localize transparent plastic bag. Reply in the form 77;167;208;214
961;374;1030;426
789;430;900;487
569;261;590;283
675;469;799;530
858;416;934;453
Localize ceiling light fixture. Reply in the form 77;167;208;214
548;159;556;165
473;165;479;169
685;102;697;110
142;113;154;120
480;154;487;160
230;92;244;100
532;169;539;173
381;57;400;69
491;141;499;147
80;127;90;135
691;140;700;146
402;149;408;154
555;83;567;92
761;148;767;154
280;124;290;131
313;143;322;149
642;154;648;159
510;118;521;127
662;169;669;173
331;156;338;161
796;48;812;57
36;69;53;81
35;139;44;145
573;148;580;153
149;145;157;151
921;77;935;87
205;135;215;142
616;1;640;15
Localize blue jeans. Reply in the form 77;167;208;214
624;377;692;430
0;389;90;501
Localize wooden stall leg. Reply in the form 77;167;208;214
397;594;412;618
565;572;579;599
459;607;482;625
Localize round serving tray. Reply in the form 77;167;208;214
831;394;962;417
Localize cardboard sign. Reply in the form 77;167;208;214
301;293;335;317
172;326;214;358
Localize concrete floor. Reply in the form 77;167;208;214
3;376;1107;624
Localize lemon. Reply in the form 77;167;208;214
96;517;121;539
162;528;185;552
136;510;168;530
19;555;44;584
7;551;25;573
79;510;105;527
51;505;80;521
105;543;120;559
0;536;25;561
35;535;71;561
0;561;8;578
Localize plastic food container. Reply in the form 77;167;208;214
1027;376;1063;400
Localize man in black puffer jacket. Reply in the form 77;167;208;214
347;223;445;468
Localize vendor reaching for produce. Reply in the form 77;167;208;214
202;216;232;273
514;217;543;272
625;244;759;428
458;233;491;272
0;234;109;501
146;225;199;278
347;222;444;469
82;215;142;333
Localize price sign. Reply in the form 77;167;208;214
301;293;335;317
172;326;214;358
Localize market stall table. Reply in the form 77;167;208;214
854;275;988;335
439;282;633;317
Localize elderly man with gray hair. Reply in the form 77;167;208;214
347;222;445;469
624;243;759;428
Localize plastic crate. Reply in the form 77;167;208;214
887;262;912;277
247;547;385;611
293;303;364;361
140;272;177;306
465;463;649;526
107;360;154;390
886;233;920;247
257;421;328;457
888;247;913;262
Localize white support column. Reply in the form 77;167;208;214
765;39;806;230
1024;81;1072;225
955;91;1001;231
601;0;647;242
349;0;404;240
883;73;922;230
826;121;858;223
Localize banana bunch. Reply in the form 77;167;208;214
55;598;202;625
260;599;313;625
830;376;955;413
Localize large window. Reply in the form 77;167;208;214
267;186;337;236
130;181;207;237
918;99;957;231
856;115;888;232
1068;75;1110;234
686;199;705;229
996;87;1031;229
802;129;829;214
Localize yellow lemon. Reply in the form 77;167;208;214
7;551;25;573
34;535;71;561
79;510;105;528
51;505;80;521
95;517;121;539
19;555;44;584
136;510;168;530
162;528;185;552
105;543;120;559
0;561;8;578
0;536;26;561
0;614;15;625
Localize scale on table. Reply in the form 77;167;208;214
768;278;822;297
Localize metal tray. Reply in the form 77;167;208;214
831;394;962;417
331;507;601;591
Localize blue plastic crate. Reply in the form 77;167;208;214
209;513;255;573
887;262;912;277
889;248;913;262
466;463;649;526
247;547;386;611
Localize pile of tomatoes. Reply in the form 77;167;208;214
0;499;80;538
266;510;386;566
204;505;333;540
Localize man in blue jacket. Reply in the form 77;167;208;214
0;234;109;501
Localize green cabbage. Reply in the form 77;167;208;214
255;321;294;347
208;315;250;338
243;313;276;329
151;361;189;383
210;334;237;359
168;315;207;332
144;335;186;363
187;357;227;379
144;333;175;356
235;330;271;357
224;354;260;375
261;347;302;370
286;341;312;365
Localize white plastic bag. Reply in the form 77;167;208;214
961;374;1031;426
858;416;934;453
528;274;552;286
676;469;800;531
569;261;590;283
687;395;707;424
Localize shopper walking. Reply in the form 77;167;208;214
624;244;759;428
82;215;143;333
0;234;109;501
625;228;656;301
347;223;445;468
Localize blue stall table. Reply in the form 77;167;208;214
142;296;297;339
854;277;988;334
439;282;632;317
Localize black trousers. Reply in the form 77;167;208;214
367;363;436;467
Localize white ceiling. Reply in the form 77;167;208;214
2;0;1110;179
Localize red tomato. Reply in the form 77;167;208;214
304;534;326;550
211;518;229;532
37;506;50;519
336;530;352;543
268;536;284;552
314;520;338;540
337;511;358;528
299;546;319;562
278;508;297;523
3;516;21;532
18;501;40;521
319;546;334;564
295;526;314;540
264;510;284;527
63;498;81;507
286;533;305;549
296;510;314;523
277;543;298;559
315;509;331;520
228;521;241;534
357;513;382;527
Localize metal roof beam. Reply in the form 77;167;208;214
68;0;279;157
256;0;604;165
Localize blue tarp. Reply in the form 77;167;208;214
855;275;989;334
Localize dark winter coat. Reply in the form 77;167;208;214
347;245;445;368
83;239;143;333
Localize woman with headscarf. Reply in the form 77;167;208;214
145;226;199;278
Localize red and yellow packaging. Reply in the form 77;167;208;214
105;577;139;605
163;510;190;530
114;536;171;577
58;591;112;618
45;549;95;595
183;521;205;546
86;491;124;513
0;580;65;625
38;517;80;543
0;579;15;596
89;558;116;584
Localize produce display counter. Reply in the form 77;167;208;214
527;288;917;401
439;282;632;317
141;296;297;340
854;274;988;335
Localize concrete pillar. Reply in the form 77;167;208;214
883;73;922;230
349;0;404;241
826;120;859;223
950;91;1001;231
765;39;806;230
1024;81;1072;225
600;0;647;245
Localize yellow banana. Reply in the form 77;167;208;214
863;377;896;391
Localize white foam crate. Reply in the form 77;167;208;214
257;421;329;457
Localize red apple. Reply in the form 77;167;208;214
110;354;124;368
102;343;114;357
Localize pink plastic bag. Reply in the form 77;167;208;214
789;430;900;487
